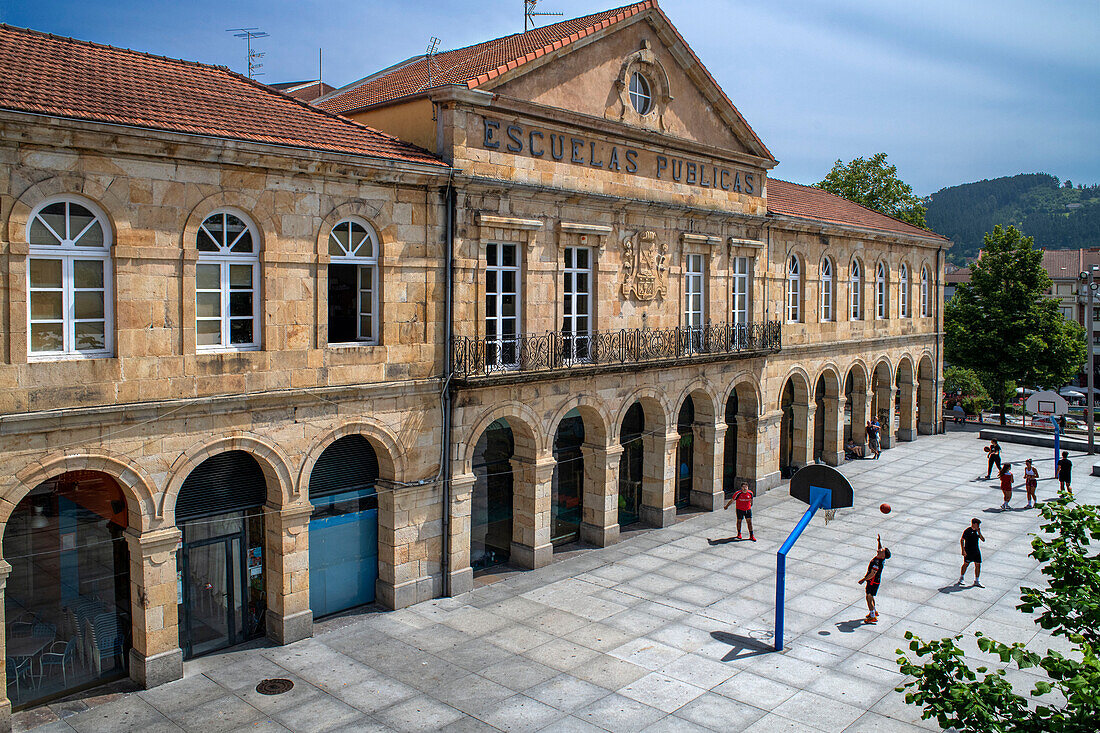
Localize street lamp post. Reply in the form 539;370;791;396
1079;270;1096;454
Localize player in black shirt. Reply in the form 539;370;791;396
1058;451;1073;495
858;534;890;623
958;518;985;587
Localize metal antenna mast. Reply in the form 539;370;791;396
226;27;269;79
426;36;441;87
524;0;563;31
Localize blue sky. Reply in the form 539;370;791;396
3;0;1096;195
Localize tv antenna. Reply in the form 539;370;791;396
426;36;441;87
227;27;269;79
524;0;563;31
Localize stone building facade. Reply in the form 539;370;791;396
0;1;946;725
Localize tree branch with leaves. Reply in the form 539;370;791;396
815;153;928;228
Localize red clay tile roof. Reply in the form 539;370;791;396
767;179;948;242
0;24;445;167
319;3;654;114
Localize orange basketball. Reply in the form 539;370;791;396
880;503;892;514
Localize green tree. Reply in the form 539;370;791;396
945;225;1085;425
943;366;990;414
896;492;1100;731
815;153;928;228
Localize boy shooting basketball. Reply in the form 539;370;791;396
723;482;755;541
858;534;890;623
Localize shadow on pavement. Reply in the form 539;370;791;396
710;631;774;660
707;536;743;545
833;618;868;633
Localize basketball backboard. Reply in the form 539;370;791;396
1025;390;1068;415
789;464;854;510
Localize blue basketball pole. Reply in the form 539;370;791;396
775;485;830;651
1050;416;1060;467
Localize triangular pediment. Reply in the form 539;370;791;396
483;5;773;163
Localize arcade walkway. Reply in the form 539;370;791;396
15;433;1086;733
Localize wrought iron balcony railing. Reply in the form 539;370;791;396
451;320;781;380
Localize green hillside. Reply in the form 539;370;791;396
925;174;1100;262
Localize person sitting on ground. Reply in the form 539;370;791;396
845;438;866;460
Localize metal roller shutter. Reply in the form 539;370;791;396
176;450;267;521
308;435;379;499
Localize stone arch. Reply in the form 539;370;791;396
317;202;387;257
918;352;937;434
672;378;719;425
161;434;297;523
815;364;843;399
721;373;762;418
612;386;671;442
7;174;132;247
297;420;408;497
871;357;896;448
547;395;612;449
181;190;278;255
777;366;813;410
814;365;844;465
457;401;545;476
895;355;918;441
5;451;159;532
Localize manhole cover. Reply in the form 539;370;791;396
256;678;294;695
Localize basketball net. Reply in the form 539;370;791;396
824;508;838;525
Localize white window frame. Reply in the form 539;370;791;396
629;71;652;115
820;257;834;322
327;217;380;345
562;246;592;363
786;255;801;323
195;209;261;352
684;254;705;353
485;242;521;369
850;259;863;321
876;262;888;320
921;266;931;317
899;264;910;318
731;256;750;325
25;196;114;360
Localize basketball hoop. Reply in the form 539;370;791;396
824;508;838;525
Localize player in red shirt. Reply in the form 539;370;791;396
723;481;756;541
998;463;1014;510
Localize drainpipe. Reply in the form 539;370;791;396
441;179;456;596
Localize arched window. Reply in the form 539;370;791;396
850;259;863;320
876;262;888;319
921;266;931;317
786;255;801;323
196;210;260;350
899;264;910;318
26;196;113;357
820;257;834;322
328;218;380;344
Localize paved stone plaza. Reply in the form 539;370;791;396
16;430;1090;733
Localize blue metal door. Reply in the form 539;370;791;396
309;487;378;617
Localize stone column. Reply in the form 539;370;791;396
751;410;783;492
897;382;918;441
791;403;815;468
640;431;678;527
580;443;621;547
376;482;432;610
447;473;475;596
878;386;897;449
0;559;12;732
918;379;936;435
511;456;554;569
822;396;845;465
126;527;184;689
850;390;871;445
264;503;313;645
691;422;726;511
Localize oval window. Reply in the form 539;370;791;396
629;71;652;115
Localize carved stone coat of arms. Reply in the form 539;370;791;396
621;230;668;301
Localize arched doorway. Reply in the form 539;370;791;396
872;361;894;448
814;375;826;462
780;380;795;477
895;358;917;441
676;397;695;508
723;392;738;491
176;451;267;659
471;419;514;571
918;355;936;434
3;471;131;708
618;403;644;527
308;435;379;618
552;409;585;546
845;365;869;445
